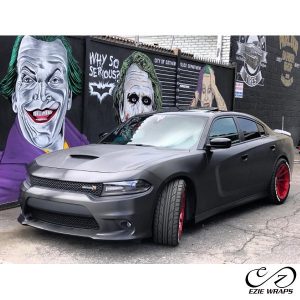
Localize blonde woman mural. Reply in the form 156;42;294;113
191;65;227;111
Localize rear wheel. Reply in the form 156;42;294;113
269;158;290;204
153;179;186;246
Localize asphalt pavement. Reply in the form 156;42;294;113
1;157;300;264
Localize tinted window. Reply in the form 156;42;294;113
257;123;266;136
209;118;240;143
237;118;260;141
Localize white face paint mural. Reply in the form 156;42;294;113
12;36;72;151
120;63;154;122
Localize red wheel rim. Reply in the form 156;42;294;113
178;190;186;241
275;163;290;201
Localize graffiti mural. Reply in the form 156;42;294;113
84;39;234;143
88;51;120;103
190;65;227;110
0;35;89;206
276;36;300;87
236;36;267;87
113;51;162;123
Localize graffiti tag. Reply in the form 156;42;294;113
88;52;120;103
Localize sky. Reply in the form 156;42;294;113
0;1;296;36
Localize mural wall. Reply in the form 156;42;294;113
83;38;235;143
190;65;228;110
0;36;88;207
235;35;267;87
0;36;235;207
231;35;300;143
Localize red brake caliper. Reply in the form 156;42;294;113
275;163;290;200
178;190;186;241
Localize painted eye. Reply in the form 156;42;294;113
142;96;151;106
128;93;139;104
49;76;63;85
22;75;34;84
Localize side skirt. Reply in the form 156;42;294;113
194;192;268;223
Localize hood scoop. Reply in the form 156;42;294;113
69;154;99;160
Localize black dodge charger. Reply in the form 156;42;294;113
18;109;294;246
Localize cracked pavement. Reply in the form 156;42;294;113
1;163;300;264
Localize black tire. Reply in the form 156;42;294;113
153;179;186;246
269;158;291;205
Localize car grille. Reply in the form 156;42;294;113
30;176;103;197
27;207;99;230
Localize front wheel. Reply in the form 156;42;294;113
269;158;291;204
153;179;186;246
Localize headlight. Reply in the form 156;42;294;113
23;176;31;189
102;180;151;196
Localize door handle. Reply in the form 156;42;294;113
270;145;276;151
241;154;248;161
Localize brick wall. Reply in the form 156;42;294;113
230;36;300;144
221;36;231;64
125;35;231;63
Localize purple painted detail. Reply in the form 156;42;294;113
196;67;206;94
0;117;89;206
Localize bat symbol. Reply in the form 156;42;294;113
89;82;115;103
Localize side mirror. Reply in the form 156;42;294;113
206;138;232;150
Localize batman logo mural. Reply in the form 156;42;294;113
89;82;115;102
88;52;120;103
236;36;268;87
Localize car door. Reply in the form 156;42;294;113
235;117;277;194
196;116;253;214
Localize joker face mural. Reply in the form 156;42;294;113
0;35;88;206
122;63;154;122
12;36;72;151
113;51;162;123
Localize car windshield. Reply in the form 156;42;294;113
100;114;207;150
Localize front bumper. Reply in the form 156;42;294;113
18;182;156;241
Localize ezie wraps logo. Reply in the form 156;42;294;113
245;266;296;295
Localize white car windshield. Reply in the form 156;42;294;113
101;114;208;150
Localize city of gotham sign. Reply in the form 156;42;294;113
276;36;300;87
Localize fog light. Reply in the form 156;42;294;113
120;220;132;228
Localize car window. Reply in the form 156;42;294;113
257;123;266;136
209;117;240;144
101;114;208;150
237;117;261;141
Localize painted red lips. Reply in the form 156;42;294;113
26;109;58;123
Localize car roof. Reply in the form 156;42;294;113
132;108;270;131
155;108;260;120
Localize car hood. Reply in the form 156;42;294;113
35;144;187;173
